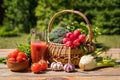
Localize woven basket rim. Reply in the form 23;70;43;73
48;41;65;46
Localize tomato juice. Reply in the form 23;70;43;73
31;42;47;63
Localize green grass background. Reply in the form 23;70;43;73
0;34;120;49
0;34;30;49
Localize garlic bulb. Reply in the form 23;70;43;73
50;62;63;71
79;55;97;70
63;63;75;72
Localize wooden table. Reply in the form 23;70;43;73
0;49;120;80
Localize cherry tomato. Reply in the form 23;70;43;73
8;49;20;58
38;60;48;71
73;30;81;38
31;63;42;74
13;49;20;54
22;57;27;61
8;57;16;62
18;52;27;58
7;53;12;59
16;56;24;62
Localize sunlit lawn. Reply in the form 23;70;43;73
96;35;120;48
0;34;120;49
0;34;30;49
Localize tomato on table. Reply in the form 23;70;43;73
31;63;42;74
38;60;48;71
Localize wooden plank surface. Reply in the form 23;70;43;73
0;49;120;80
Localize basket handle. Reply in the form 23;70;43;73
48;10;92;43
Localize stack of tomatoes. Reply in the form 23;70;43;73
62;30;86;47
7;49;28;62
31;59;48;74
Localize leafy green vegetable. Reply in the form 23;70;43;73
49;27;69;43
96;56;116;67
66;21;101;40
0;57;7;64
17;43;31;58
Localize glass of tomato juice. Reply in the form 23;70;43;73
31;29;47;63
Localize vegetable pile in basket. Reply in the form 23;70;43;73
62;29;86;48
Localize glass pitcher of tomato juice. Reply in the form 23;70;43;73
31;28;47;63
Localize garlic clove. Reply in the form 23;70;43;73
64;63;75;72
50;62;63;71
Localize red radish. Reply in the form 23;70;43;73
69;34;76;41
78;34;86;42
73;30;81;38
62;38;70;44
66;32;73;38
73;39;80;46
65;41;73;48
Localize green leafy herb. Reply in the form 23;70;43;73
17;43;31;58
0;57;7;64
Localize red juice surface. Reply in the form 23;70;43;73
31;42;47;63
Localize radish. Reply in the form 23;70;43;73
78;34;86;42
73;30;81;38
62;38;70;44
65;41;73;48
66;32;73;38
73;39;80;46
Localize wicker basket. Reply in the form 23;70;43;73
47;10;96;66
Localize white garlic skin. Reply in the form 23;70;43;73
63;63;75;72
79;55;97;70
50;62;63;71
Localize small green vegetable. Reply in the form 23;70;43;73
0;57;7;64
79;48;117;70
17;43;31;58
49;27;69;43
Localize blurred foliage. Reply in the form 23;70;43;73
0;0;119;37
35;0;120;35
0;0;37;36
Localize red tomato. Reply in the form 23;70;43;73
73;30;81;38
13;49;20;54
31;63;42;74
8;49;20;58
22;57;27;61
18;52;27;58
8;57;16;62
7;53;12;59
62;38;70;44
16;56;24;62
66;32;73;38
38;60;48;71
